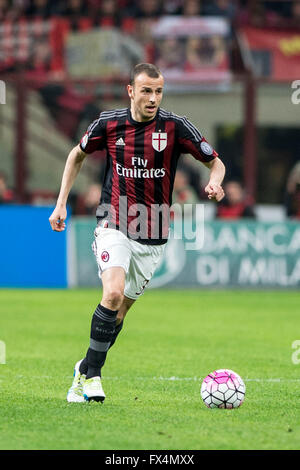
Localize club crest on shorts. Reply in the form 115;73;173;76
101;251;110;262
152;132;167;152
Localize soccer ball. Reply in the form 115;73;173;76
201;369;246;409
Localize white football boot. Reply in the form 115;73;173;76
83;376;106;402
67;360;86;403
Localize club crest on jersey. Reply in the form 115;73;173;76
152;132;167;152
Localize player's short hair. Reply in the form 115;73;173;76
130;63;162;85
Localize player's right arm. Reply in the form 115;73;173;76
49;114;106;231
49;144;87;232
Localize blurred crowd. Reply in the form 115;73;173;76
1;1;300;219
172;163;257;220
0;0;299;28
1;1;300;78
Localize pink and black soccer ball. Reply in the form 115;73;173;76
201;369;246;409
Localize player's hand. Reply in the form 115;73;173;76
49;206;67;232
204;183;225;202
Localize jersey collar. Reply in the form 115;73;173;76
127;108;160;126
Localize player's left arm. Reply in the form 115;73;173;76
203;157;225;202
176;116;226;202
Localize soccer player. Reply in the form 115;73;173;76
49;63;225;402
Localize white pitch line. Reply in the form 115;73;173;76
10;375;300;383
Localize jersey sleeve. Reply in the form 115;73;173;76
177;116;218;163
79;115;106;154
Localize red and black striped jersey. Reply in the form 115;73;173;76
79;107;218;245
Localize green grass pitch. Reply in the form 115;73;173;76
0;288;300;450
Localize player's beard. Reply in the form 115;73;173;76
139;103;157;121
144;104;157;117
132;98;158;122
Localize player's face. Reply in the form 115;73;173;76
127;73;164;122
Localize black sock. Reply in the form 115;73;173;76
79;320;124;376
83;304;118;379
109;320;124;349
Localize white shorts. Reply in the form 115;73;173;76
92;227;165;300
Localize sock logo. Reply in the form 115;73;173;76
95;326;115;335
101;250;110;262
